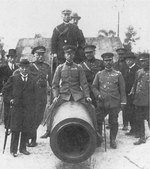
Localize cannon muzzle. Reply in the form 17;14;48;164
50;101;97;163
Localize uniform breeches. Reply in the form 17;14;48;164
96;106;120;141
135;106;149;138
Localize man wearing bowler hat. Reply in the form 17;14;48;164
51;9;85;69
2;59;37;157
114;47;128;130
131;53;149;145
124;52;140;137
92;52;126;148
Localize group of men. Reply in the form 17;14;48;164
0;9;149;158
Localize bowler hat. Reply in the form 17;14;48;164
7;49;16;57
71;12;81;20
139;53;149;61
101;52;114;60
63;45;77;52
84;45;96;53
19;58;30;67
32;46;46;55
125;52;136;59
61;9;72;15
116;48;127;54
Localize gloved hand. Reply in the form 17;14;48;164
53;97;59;103
86;97;92;102
98;94;103;101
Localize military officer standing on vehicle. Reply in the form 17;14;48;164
114;48;128;131
81;44;104;107
70;12;86;63
28;46;51;147
92;52;126;149
131;53;149;145
51;9;85;69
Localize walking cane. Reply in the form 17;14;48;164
103;117;107;152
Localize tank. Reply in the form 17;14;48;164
50;101;97;163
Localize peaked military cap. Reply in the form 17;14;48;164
116;48;127;53
19;58;30;67
63;45;77;52
7;49;17;57
125;52;136;59
101;52;114;60
71;12;81;20
139;53;149;61
32;46;46;54
61;9;72;15
84;45;96;53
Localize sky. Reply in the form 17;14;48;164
0;0;149;52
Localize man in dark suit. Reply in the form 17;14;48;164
2;59;37;157
41;45;98;140
114;48;128;130
131;53;149;145
124;52;140;136
1;49;18;129
92;52;126;149
51;9;85;67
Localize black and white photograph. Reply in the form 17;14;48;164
0;0;149;169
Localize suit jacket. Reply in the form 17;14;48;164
2;73;37;132
132;68;149;106
92;68;126;108
52;62;90;101
51;23;85;64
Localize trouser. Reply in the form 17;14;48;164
10;131;28;154
135;106;149;139
46;96;97;133
97;106;120;141
28;130;37;144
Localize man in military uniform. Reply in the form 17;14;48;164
131;53;149;145
28;46;51;147
114;48;128;130
81;44;104;107
51;9;85;68
70;12;86;63
92;52;126;149
124;52;140;136
41;45;99;141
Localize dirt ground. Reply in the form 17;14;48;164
0;112;150;169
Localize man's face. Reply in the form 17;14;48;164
104;59;113;69
34;52;45;62
85;51;95;61
117;52;125;62
140;59;149;69
71;18;79;25
62;13;71;23
125;58;135;67
64;50;75;62
8;56;15;63
19;66;29;76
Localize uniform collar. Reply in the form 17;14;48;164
129;63;135;69
65;61;74;66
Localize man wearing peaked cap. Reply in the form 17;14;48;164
132;52;149;145
92;51;126;149
61;9;72;15
28;46;51;145
51;9;85;69
124;52;140;137
114;47;128;131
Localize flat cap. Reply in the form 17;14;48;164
32;46;46;55
19;58;30;67
125;52;136;59
116;48;127;53
101;52;114;60
62;9;72;15
71;12;81;20
84;45;96;53
63;45;77;52
139;53;149;61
